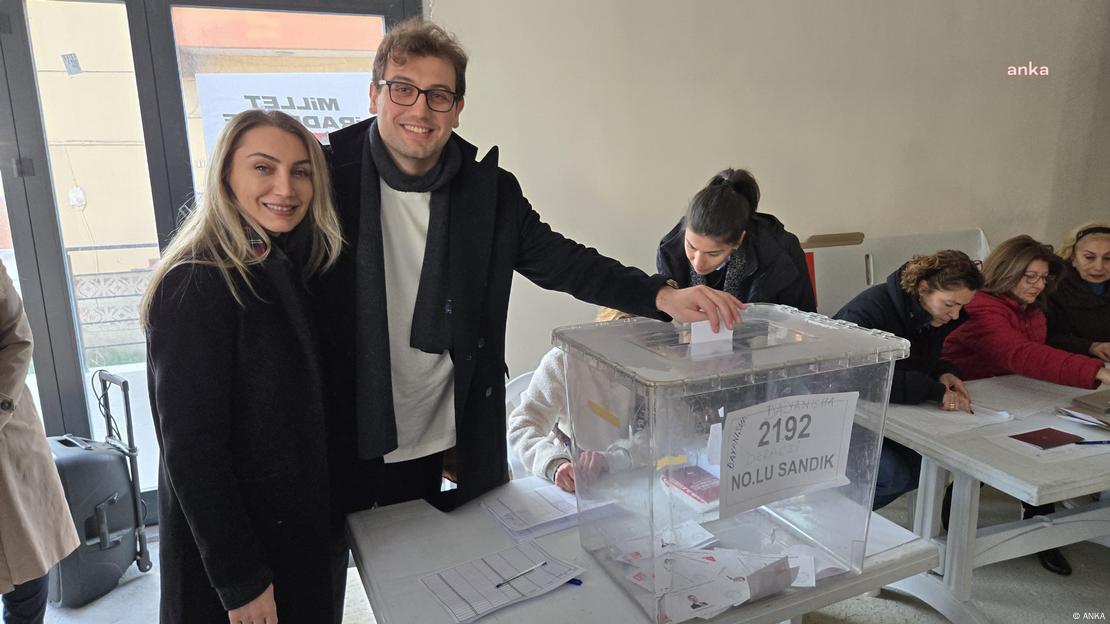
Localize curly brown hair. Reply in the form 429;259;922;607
899;249;983;295
373;18;469;97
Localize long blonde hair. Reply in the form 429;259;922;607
140;109;343;325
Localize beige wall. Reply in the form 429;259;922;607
427;0;1110;375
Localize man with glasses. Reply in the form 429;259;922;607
319;18;743;513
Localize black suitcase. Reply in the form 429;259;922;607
48;370;152;608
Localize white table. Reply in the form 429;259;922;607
347;477;938;624
883;375;1110;624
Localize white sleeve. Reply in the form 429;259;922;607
507;348;572;481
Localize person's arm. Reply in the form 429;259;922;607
0;260;33;433
507;177;742;329
506;349;572;482
834;294;946;405
147;265;273;610
509;176;667;319
970;303;1103;389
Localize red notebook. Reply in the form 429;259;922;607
1009;427;1083;450
661;466;720;513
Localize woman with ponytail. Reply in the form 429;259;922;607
656;168;815;311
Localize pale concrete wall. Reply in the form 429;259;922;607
426;0;1110;375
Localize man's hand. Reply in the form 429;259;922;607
656;285;745;332
228;584;277;624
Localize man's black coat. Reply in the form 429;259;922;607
320;118;668;511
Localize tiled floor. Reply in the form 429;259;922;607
45;486;1110;623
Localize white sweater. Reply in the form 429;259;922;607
508;347;644;482
507;348;572;481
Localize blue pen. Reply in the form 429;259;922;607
1075;440;1110;445
565;578;583;586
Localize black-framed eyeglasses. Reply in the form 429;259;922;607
377;80;459;112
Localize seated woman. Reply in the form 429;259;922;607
943;234;1110;577
656;168;815;312
508;308;643;493
143;110;347;622
1047;222;1110;362
834;250;982;510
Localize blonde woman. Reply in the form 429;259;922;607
1048;222;1110;361
142;110;344;623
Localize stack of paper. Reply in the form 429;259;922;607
625;547;806;622
1058;389;1110;430
607;521;811;623
420;541;584;624
1057;407;1110;430
482;483;616;540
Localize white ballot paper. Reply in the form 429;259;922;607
482;484;578;534
653;548;801;623
894;402;1013;438
482;481;618;540
420;540;584;624
719;392;857;519
689;320;734;359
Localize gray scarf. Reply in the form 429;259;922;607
689;247;748;299
353;119;462;458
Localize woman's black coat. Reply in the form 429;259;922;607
656;213;816;312
833;267;966;405
147;258;345;624
1047;265;1110;356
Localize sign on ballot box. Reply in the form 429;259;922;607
720;392;857;519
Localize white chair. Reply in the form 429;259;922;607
809;228;991;316
505;371;535;479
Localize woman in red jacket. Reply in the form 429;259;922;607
943;234;1110;576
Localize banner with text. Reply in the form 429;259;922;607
195;72;372;155
719;392;857;519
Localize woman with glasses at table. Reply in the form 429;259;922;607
1047;222;1110;362
833;250;982;510
656;168;816;312
943;234;1110;576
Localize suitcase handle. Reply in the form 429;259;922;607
94;494;122;550
95;370;129;390
58;434;93;451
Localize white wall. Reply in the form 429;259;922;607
425;0;1110;375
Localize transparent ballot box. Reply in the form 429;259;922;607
552;305;909;623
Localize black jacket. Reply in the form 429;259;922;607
656;213;815;312
833;267;965;405
319;118;668;512
147;260;345;623
1047;265;1110;356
